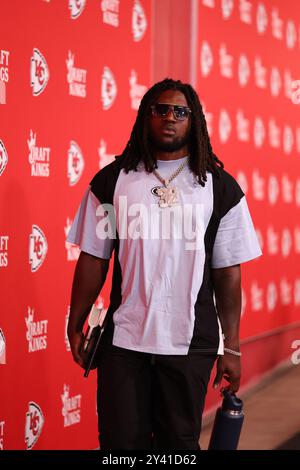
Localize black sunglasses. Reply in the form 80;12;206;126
150;103;192;121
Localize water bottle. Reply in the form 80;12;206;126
208;389;244;450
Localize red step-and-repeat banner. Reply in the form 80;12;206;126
1;0;300;451
196;0;300;404
0;0;151;450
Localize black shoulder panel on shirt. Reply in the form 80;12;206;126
89;157;125;328
89;156;124;205
212;167;244;219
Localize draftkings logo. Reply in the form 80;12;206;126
69;0;86;19
101;0;119;27
29;225;48;272
129;69;147;110
27;130;50;177
221;0;234;19
0;329;6;365
0;49;10;104
25;307;48;353
61;384;81;427
132;0;147;41
25;402;44;450
66;51;87;98
0;140;8;176
65;218;80;260
30;48;49;96
67;141;84;186
98;139;115;169
0;235;8;268
101;66;117;110
0;421;5;450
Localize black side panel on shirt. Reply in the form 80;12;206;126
89;156;125;347
217;168;245;218
189;168;244;353
89;155;125;206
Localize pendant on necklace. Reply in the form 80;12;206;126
151;185;179;208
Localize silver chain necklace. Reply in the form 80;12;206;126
152;157;189;208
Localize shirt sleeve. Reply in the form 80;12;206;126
211;195;262;268
66;186;114;260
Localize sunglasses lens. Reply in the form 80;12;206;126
153;104;169;116
173;106;189;120
151;104;190;120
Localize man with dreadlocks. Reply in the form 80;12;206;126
67;78;262;450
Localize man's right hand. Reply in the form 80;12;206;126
68;330;85;369
67;252;110;369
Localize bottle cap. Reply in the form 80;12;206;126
221;389;243;412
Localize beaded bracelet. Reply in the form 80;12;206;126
224;347;242;357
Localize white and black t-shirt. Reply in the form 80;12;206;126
67;155;262;355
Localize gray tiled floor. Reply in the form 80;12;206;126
199;364;300;450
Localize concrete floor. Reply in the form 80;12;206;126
199;364;300;450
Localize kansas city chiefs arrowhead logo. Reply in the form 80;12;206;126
30;48;50;96
132;0;147;42
25;402;44;450
29;225;48;272
101;66;117;110
0;328;6;364
67;140;84;186
0;140;8;176
69;0;86;19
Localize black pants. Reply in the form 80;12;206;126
97;345;217;450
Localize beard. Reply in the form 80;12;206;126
149;133;189;152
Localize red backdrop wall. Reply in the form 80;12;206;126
1;0;300;450
0;0;151;450
195;0;300;412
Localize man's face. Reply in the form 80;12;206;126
148;90;191;152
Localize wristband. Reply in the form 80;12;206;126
224;347;242;357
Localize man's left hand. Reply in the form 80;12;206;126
213;354;241;393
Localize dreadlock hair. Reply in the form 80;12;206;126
119;78;224;186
